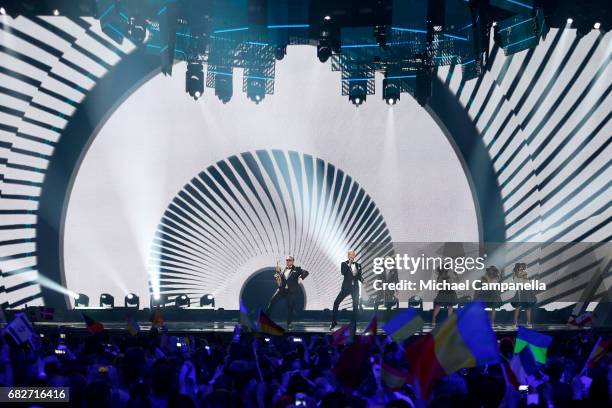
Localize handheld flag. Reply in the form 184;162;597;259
334;341;370;389
381;363;412;390
257;311;285;336
514;326;552;364
150;308;164;328
81;313;104;334
239;299;257;332
383;308;424;342
405;301;499;398
3;313;35;345
584;337;612;370
126;316;140;336
331;324;353;346
363;314;378;337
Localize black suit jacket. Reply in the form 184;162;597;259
278;266;309;293
341;261;363;290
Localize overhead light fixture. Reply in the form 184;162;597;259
185;62;204;100
125;293;140;308
324;15;331;21
274;45;287;60
383;78;400;105
175;294;190;308
317;40;332;63
74;293;89;308
99;293;115;308
593;22;601;30
200;294;215;308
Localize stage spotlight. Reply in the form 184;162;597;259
0;7;6;15
150;293;167;308
99;293;114;308
317;40;332;63
324;15;331;21
125;293;140;309
492;21;497;27
348;81;367;107
74;293;89;307
383;78;400;105
200;294;215;308
185;62;204;100
408;295;422;309
374;26;387;48
274;45;287;60
566;18;573;25
246;76;265;104
594;22;601;30
175;294;190;308
53;9;60;16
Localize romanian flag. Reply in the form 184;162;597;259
405;302;499;398
81;313;104;334
383;308;424;342
381;363;412;390
514;326;552;364
257;310;285;336
331;324;353;346
126;316;140;336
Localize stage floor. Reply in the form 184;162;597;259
29;320;591;335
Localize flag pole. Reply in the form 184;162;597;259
579;336;601;376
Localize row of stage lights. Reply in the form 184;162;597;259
73;293;216;309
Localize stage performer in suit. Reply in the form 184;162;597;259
330;250;363;330
266;255;309;330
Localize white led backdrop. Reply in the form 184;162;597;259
63;46;479;309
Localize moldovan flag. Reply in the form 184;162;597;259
514;326;552;364
257;311;285;336
331;324;353;346
381;363;412;390
81;313;104;334
383;308;424;342
126;316;140;336
405;301;500;398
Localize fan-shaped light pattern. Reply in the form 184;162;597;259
148;149;394;309
437;27;612;307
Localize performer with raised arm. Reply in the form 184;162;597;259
330;250;363;330
265;255;309;330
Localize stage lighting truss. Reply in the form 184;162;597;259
492;0;547;56
93;0;548;104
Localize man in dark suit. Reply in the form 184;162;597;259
265;255;309;330
330;250;363;330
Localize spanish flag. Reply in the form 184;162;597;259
405;302;499;398
257;310;285;336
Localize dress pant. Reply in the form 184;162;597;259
266;288;295;325
332;284;359;323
